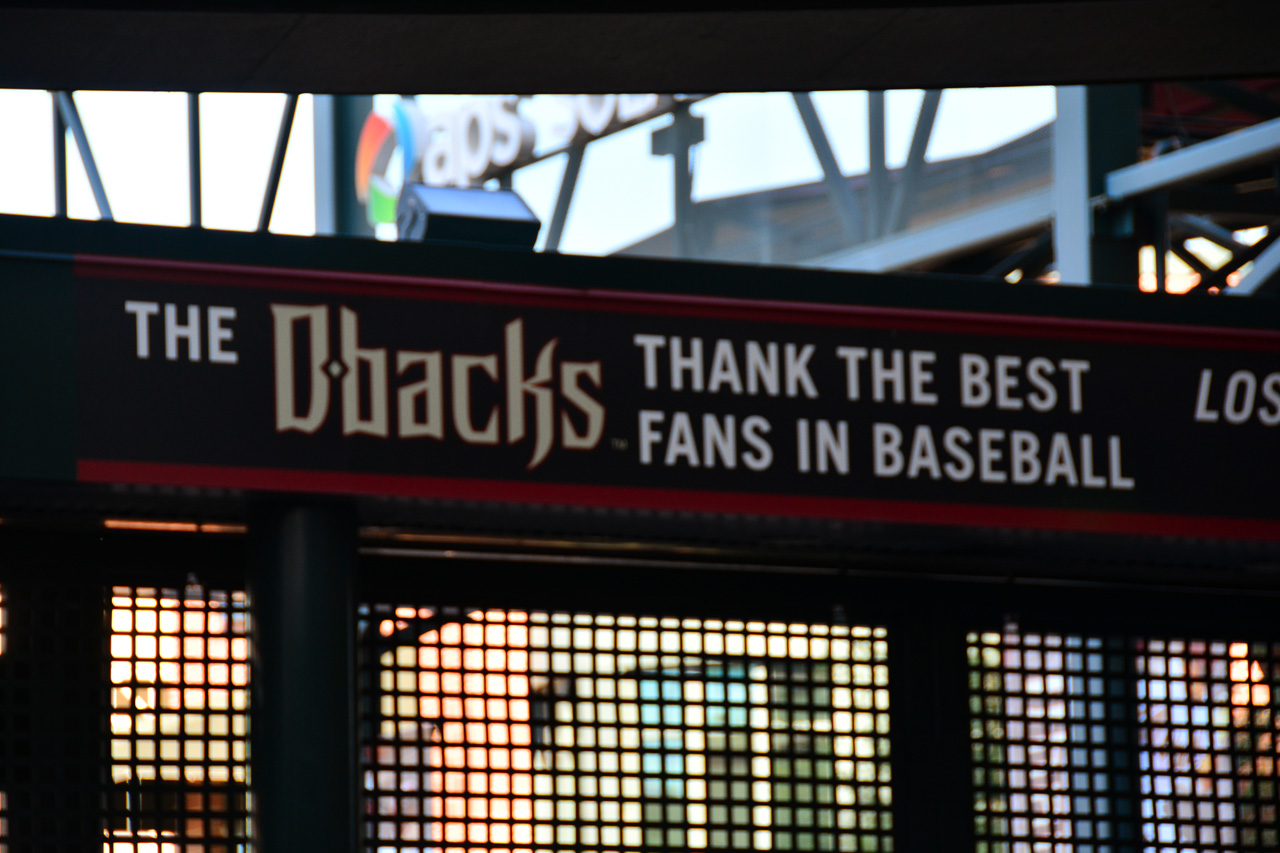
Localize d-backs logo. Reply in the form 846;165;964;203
270;304;604;470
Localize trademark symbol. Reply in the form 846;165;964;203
610;438;629;451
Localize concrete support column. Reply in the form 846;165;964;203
249;500;358;853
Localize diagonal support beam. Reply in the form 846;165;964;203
810;188;1053;273
792;92;862;244
1190;229;1280;293
885;89;941;234
1227;232;1280;295
1107;116;1280;201
542;144;585;253
1169;212;1249;252
1171;243;1212;278
258;94;298;233
54;91;112;220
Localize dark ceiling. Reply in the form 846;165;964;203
1;1;1276;94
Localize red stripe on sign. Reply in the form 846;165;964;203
77;459;1280;542
73;254;1280;351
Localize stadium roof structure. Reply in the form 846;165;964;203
1;0;1277;94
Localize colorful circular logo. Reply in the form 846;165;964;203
354;99;425;227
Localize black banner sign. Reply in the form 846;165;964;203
72;256;1280;540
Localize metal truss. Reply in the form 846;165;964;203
44;90;300;234
29;85;1280;297
811;188;1053;273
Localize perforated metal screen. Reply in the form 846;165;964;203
359;604;893;853
968;626;1280;853
6;540;1280;853
105;584;252;852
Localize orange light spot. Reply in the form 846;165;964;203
103;519;199;532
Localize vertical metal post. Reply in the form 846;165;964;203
1104;637;1143;853
0;581;106;850
314;95;376;237
52;91;66;218
888;589;974;852
544;144;585;253
1152;191;1170;291
188;92;202;228
258;94;299;233
249;501;358;853
867;91;888;240
1053;85;1141;286
1054;87;1093;284
652;102;706;260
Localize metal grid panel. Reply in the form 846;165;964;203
0;580;105;851
970;626;1280;853
1136;638;1280;851
360;604;892;853
105;583;252;852
969;628;1119;853
0;586;5;853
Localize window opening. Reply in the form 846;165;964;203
360;605;892;852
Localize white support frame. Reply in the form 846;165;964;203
1227;237;1280;296
806;188;1053;273
1106;116;1280;201
1053;86;1093;285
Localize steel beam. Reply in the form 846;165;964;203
250;501;358;853
984;231;1053;280
885;89;941;234
257;93;298;233
1171;242;1212;278
543;144;585;253
809;188;1052;273
867;91;888;239
1227;235;1280;295
1053;85;1141;286
1168;212;1248;251
1107;116;1280;201
51;91;66;218
793;92;862;244
55;91;112;221
1053;86;1093;284
188;91;201;228
652;103;706;259
1190;229;1279;292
